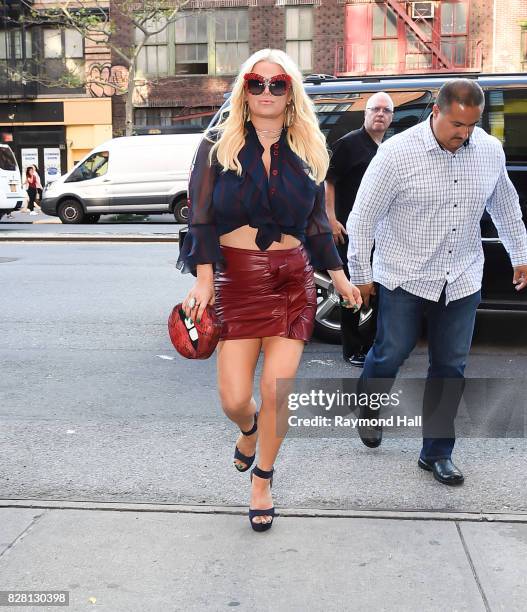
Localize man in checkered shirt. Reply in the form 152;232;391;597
346;79;527;486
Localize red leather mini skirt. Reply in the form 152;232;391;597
214;244;317;341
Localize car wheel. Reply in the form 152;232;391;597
84;214;101;223
173;197;189;223
313;271;342;344
58;199;85;224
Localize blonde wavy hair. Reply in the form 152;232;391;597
208;48;329;184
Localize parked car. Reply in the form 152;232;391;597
0;144;25;220
40;133;203;224
179;73;527;342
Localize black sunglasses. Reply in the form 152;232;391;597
243;72;292;97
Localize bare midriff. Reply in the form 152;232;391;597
220;225;301;250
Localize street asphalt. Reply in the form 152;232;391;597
0;211;183;240
1;234;526;611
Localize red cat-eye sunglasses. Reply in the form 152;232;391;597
243;72;292;97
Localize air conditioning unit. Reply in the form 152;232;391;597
412;2;434;19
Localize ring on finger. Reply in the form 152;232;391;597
188;297;196;309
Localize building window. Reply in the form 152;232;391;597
174;10;248;76
214;10;249;75
406;31;432;70
372;2;397;38
0;29;32;60
136;17;169;77
405;17;432;71
135;108;174;127
440;2;468;66
134;107;216;130
43;28;83;59
175;13;208;75
42;28;84;81
521;26;527;70
43;29;62;59
286;7;313;72
371;3;398;71
65;29;83;58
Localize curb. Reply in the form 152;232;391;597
0;234;179;243
1;499;526;523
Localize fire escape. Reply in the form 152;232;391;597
336;0;483;76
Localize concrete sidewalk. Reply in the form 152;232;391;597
1;500;525;611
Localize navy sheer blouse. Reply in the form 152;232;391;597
177;121;343;275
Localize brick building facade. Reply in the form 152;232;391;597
110;0;527;136
0;1;113;174
493;0;527;72
111;0;345;135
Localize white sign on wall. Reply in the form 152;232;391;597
21;148;39;176
44;148;61;184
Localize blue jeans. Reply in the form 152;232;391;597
361;284;481;461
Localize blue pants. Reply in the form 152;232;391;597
361;284;481;461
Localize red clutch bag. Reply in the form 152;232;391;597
168;303;222;359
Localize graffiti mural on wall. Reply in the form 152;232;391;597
87;63;129;97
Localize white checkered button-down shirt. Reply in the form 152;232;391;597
346;116;527;304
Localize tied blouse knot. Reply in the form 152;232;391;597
177;121;343;275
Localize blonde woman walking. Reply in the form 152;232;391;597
177;48;361;532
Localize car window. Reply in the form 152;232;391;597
312;90;433;147
206;106;230;130
66;151;109;183
483;88;527;163
0;147;17;172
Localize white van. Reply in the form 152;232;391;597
0;144;25;220
41;133;203;223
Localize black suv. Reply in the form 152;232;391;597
180;73;527;342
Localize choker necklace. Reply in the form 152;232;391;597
255;127;282;137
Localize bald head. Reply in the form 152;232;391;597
364;92;394;142
366;92;394;112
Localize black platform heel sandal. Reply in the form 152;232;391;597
249;465;275;533
233;412;258;472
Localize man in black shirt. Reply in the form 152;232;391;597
326;92;394;366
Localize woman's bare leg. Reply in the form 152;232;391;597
217;338;262;470
251;336;305;525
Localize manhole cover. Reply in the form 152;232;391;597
0;257;19;263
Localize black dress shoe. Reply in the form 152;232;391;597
358;404;382;448
418;457;464;486
346;353;366;367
